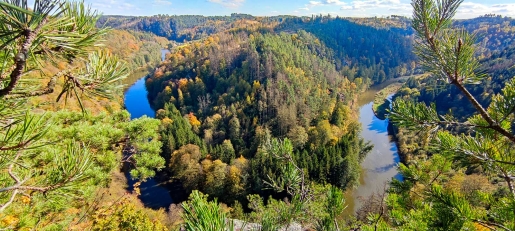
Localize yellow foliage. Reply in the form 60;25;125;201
229;165;241;181
252;80;261;90
161;117;173;125
188;112;201;127
91;198;167;231
0;215;19;228
182;47;191;56
133;182;141;196
328;98;336;114
202;159;213;169
212;113;222;121
445;173;465;193
473;222;493;231
21;195;31;204
163;86;172;95
178;78;189;89
213;159;224;166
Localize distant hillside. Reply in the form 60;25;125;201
454;15;515;57
276;16;417;84
98;14;292;42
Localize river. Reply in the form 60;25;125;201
344;85;402;215
123;49;173;209
123;55;402;212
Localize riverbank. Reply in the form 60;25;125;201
372;83;403;120
343;84;403;216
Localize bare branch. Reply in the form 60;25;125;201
0;189;19;212
8;151;23;183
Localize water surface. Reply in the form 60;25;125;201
345;89;402;214
124;77;155;119
124;49;173;209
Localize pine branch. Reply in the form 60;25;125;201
452;81;515;144
0;19;47;97
413;0;515;144
0;65;15;80
6;73;59;99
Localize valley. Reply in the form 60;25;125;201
1;0;515;230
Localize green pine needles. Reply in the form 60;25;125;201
387;0;515;230
0;1;164;227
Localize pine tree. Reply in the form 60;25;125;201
387;0;515;229
0;0;130;212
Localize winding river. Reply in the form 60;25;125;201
344;86;402;214
124;49;173;209
123;53;402;213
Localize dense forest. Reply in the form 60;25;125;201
98;14;288;42
146;27;373;206
276;16;417;83
2;0;515;230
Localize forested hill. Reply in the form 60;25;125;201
146;28;373;204
141;15;515;207
101;14;420;84
101;14;514;86
98;14;290;42
276;16;417;84
454;15;515;57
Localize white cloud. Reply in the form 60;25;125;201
456;2;515;18
308;1;323;7
305;0;352;11
90;0;137;11
351;0;402;10
314;0;515;18
208;0;245;8
308;0;348;7
324;0;347;5
153;0;172;6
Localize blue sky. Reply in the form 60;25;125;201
79;0;515;18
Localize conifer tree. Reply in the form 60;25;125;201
388;0;515;229
0;0;165;219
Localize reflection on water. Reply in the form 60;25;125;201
126;177;173;209
123;49;174;209
124;77;155;120
344;93;402;215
